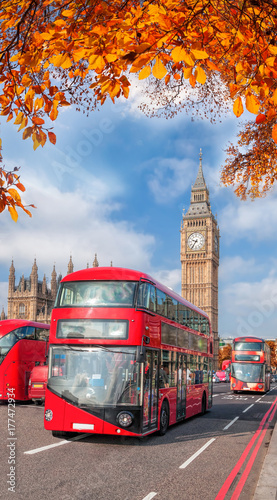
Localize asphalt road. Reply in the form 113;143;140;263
1;382;277;500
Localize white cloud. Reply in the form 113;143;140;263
0;173;155;299
219;256;260;282
219;189;277;241
153;268;182;295
143;157;195;203
220;273;277;338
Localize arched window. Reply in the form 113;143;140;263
19;303;25;316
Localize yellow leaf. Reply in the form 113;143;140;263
152;58;167;80
183;52;195;67
61;55;72;69
8;188;21;202
265;56;275;67
183;67;192;79
14;112;24;125
269;45;277;56
62;9;75;17
8;206;18;222
191;49;209;60
171;46;188;63
195;66;206;84
105;54;118;63
272;89;277;105
233;96;244;117
138;66;151;80
246;93;260;114
40;32;53;41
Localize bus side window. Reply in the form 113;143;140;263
156;289;166;316
13;326;35;340
36;328;49;341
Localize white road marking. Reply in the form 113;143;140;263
142;493;157;500
179;438;216;469
243;404;254;413
24;433;90;455
223;416;239;430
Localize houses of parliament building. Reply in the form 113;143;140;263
2;152;220;363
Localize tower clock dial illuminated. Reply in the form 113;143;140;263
187;232;205;250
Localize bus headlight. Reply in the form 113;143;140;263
45;409;53;421
116;411;133;428
232;383;236;388
258;384;263;389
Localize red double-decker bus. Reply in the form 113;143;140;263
44;267;213;437
0;319;50;401
230;336;271;393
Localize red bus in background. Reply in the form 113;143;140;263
28;362;48;405
0;320;49;402
230;336;271;393
222;360;231;371
44;267;213;438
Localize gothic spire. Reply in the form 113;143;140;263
67;256;74;274
192;148;207;191
93;253;99;268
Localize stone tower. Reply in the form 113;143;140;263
180;150;220;367
7;260;60;324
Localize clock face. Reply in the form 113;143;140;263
187;232;205;251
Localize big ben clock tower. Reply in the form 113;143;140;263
180;150;220;367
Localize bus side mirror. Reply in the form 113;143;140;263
136;346;146;363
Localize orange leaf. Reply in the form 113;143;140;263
48;131;56;145
233;97;244;117
139;66;151;80
15;182;25;192
32;116;45;125
272;124;277;143
22;127;33;140
256;114;266;124
246;93;260;114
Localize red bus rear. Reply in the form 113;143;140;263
44;267;213;438
0;320;49;401
230;336;271;393
28;363;48;405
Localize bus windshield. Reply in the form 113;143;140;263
56;281;137;307
234;342;262;351
231;363;263;383
48;346;141;407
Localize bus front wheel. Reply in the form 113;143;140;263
159;401;169;436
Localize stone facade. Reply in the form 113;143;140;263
7;259;60;324
180;150;220;368
6;255;100;324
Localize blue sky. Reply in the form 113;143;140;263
1;85;277;340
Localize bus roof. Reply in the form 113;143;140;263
61;267;210;319
234;336;264;343
0;319;49;338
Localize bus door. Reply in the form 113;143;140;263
176;354;187;420
142;350;159;433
